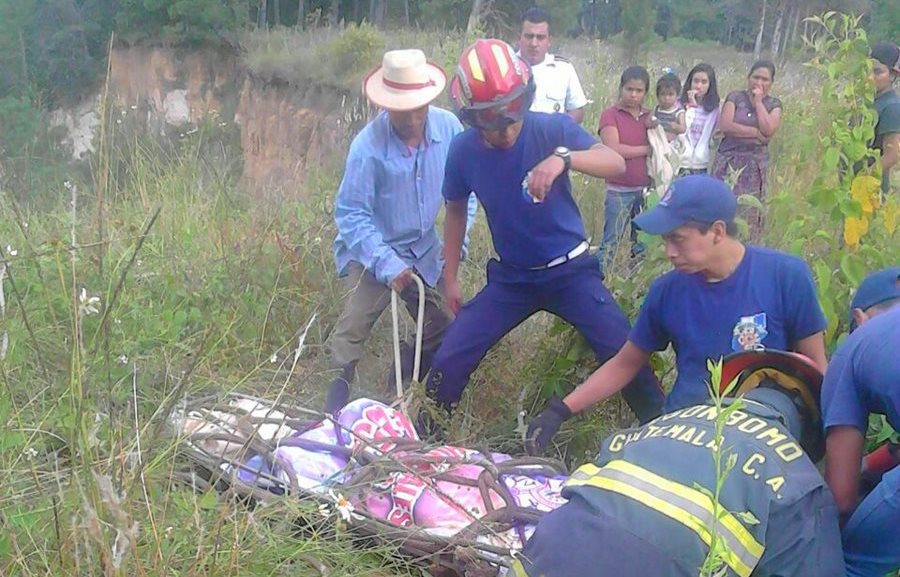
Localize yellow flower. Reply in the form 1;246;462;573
850;174;881;215
844;216;866;248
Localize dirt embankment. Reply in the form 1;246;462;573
56;46;362;192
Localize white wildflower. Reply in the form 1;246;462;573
269;353;278;364
130;105;138;110
116;119;122;124
78;288;101;316
63;180;73;191
23;447;39;460
120;109;127;116
5;245;16;256
328;489;362;523
117;354;128;365
318;503;331;518
312;237;322;245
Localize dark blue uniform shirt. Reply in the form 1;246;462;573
517;400;845;577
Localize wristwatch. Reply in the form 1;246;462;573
553;146;571;171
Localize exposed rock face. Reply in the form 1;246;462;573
51;46;360;193
237;79;332;188
49;97;101;161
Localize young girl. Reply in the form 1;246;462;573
598;65;652;269
679;63;720;175
653;72;686;142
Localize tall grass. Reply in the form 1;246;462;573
1;20;896;575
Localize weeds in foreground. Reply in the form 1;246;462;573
697;358;755;577
1;12;897;576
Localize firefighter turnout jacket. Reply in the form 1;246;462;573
512;400;845;577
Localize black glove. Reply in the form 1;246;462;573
525;396;573;455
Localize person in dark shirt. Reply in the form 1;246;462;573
821;266;900;577
424;39;664;426
512;350;845;577
526;175;827;454
713;60;783;237
870;42;899;194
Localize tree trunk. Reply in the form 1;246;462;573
297;0;305;28
329;0;339;26
369;0;386;27
18;30;28;85
467;0;487;34
802;4;809;44
257;0;268;29
770;1;784;57
785;2;802;54
273;0;280;26
781;3;795;56
753;0;768;61
403;0;410;26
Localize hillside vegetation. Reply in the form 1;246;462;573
0;12;897;577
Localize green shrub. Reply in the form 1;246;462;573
116;0;249;45
319;22;386;89
0;95;41;156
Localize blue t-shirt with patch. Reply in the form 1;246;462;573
821;306;900;434
630;245;827;412
442;112;596;269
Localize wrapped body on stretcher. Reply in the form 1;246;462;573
175;395;569;572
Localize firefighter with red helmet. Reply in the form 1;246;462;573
510;350;846;577
423;39;664;423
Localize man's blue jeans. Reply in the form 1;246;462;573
843;465;900;576
599;188;645;271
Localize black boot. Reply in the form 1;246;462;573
324;363;356;415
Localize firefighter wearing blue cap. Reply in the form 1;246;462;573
512;350;846;577
821;266;900;577
526;174;829;453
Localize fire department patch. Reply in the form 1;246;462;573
732;313;768;351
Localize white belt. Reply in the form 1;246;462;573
530;240;589;270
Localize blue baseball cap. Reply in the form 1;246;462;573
633;175;737;235
850;266;900;319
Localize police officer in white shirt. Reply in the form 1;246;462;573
517;6;589;124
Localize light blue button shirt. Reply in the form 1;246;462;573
333;107;476;287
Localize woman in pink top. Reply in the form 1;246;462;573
597;65;652;270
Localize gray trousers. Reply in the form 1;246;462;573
325;262;452;382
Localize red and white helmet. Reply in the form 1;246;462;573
720;350;825;461
450;39;535;130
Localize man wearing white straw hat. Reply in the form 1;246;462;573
324;49;474;414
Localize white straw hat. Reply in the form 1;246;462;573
363;49;447;111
